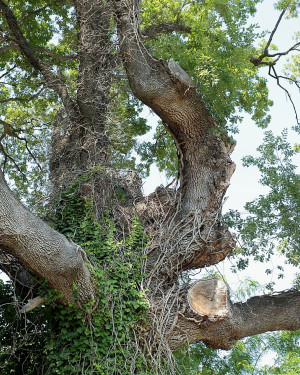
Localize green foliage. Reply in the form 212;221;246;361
0;175;149;374
108;81;150;173
49;176;147;374
141;0;272;130
45;176;149;374
175;335;272;374
225;130;300;272
261;330;300;374
0;94;55;205
136;121;179;179
0;1;76;200
276;0;300;17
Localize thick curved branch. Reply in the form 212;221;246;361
0;0;79;122
0;169;96;306
112;0;235;210
168;279;300;350
113;0;235;272
234;290;300;338
142;22;191;40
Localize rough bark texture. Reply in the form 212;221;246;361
50;1;114;190
169;279;300;350
112;0;235;277
0;170;95;305
0;0;299;356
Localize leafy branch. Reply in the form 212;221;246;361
0;0;79;122
0;119;42;171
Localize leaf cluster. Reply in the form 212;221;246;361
225;130;300;274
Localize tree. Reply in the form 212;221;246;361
0;0;299;373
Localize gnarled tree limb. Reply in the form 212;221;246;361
0;169;95;306
112;0;235;273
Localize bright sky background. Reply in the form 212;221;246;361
141;1;300;293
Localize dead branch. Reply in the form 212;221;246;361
142;22;191;40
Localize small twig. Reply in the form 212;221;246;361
269;65;299;124
0;64;17;79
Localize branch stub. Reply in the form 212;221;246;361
188;278;229;317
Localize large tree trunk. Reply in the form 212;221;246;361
0;0;300;360
50;0;114;191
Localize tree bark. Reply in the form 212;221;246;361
112;0;235;275
169;279;300;350
0;170;95;306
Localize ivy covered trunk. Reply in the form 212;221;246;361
0;0;300;374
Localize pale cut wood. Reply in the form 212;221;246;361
188;278;229;317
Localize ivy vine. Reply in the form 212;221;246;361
0;173;149;374
43;173;149;374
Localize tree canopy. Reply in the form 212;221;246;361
0;0;299;374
